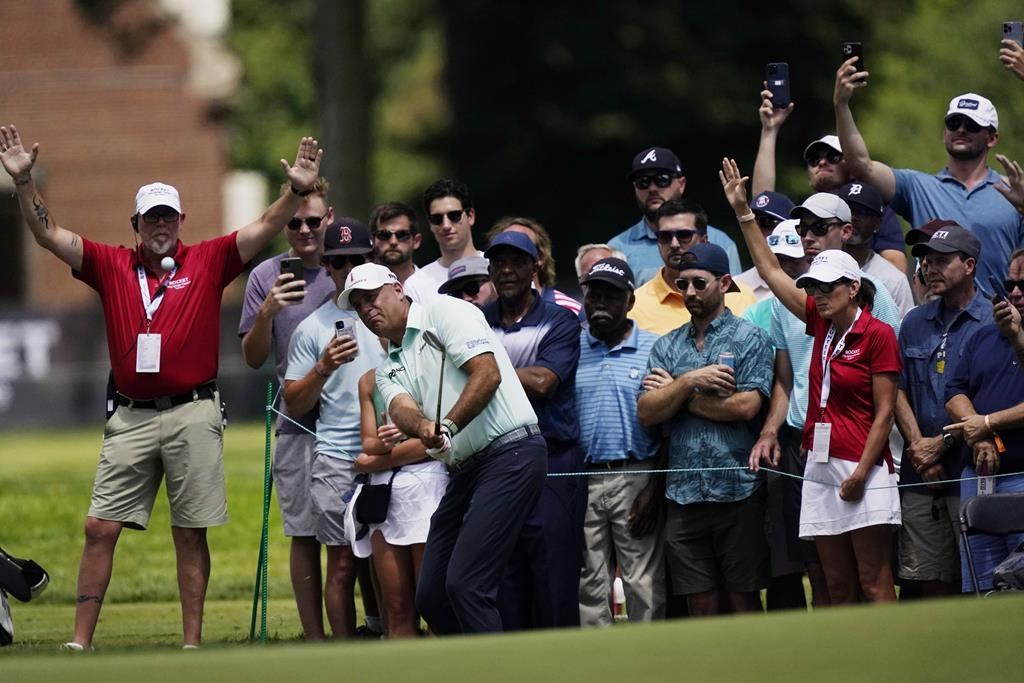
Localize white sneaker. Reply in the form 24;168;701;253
182;644;200;650
60;641;93;652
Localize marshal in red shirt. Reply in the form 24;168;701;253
801;297;902;467
74;235;244;399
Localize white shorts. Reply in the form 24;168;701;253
799;458;901;539
345;460;449;558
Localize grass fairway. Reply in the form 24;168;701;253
1;595;1022;682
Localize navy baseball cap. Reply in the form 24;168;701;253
910;223;981;259
837;182;883;215
629;146;683;179
484;231;539;260
750;191;795;221
677;243;740;292
580;257;635;291
323;217;372;255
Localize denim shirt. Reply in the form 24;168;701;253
647;309;773;505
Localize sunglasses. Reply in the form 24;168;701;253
1004;280;1024;294
656;229;699;244
767;233;802;247
805;150;843;167
374;229;414;242
449;277;489;299
945;115;983;134
802;278;851;294
796;219;841;237
427;209;465;226
755;214;781;231
633;174;676;190
287;214;327;231
322;254;366;269
675;275;719;291
141;207;180;224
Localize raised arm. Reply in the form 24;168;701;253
720;157;807;322
1000;39;1024;82
234;137;323;264
0;125;83;270
751;86;794;196
833;58;897;201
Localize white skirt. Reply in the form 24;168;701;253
345;460;449;558
799;458;901;539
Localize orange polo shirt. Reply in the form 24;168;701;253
629;267;759;336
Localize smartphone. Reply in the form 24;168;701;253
765;62;790;108
335;319;359;357
280;257;304;283
988;275;1010;300
842;42;864;72
1003;21;1024;46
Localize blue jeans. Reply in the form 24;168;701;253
959;466;1024;592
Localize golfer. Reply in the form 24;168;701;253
338;263;546;634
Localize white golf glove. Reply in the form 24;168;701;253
425;430;453;457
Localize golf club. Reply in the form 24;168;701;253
422;328;446;436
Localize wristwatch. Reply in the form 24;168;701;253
942;432;956;450
291;184;313;197
441;417;460;438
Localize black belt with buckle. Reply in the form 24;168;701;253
115;381;217;411
586;458;634;471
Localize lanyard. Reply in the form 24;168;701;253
137;264;177;324
819;307;862;412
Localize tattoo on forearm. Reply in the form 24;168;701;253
32;193;49;230
77;594;103;605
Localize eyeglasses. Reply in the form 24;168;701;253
755;214;781;231
449;277;488;299
374;229;413;242
633;174;676;190
287;214;327;231
796;219;841;237
675;275;719;291
427;209;465;226
322;254;366;269
767;233;802;247
805;150;843;167
945;115;983;134
802;279;850;294
141;207;180;224
1004;280;1024;293
656;229;699;244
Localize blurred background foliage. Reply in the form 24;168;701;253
224;0;1023;283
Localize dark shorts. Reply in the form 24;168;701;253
664;487;769;595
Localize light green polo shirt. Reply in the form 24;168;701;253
376;296;537;467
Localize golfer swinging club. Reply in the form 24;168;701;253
338;263;546;634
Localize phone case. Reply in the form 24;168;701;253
842;42;864;72
1004;22;1024;47
765;62;790;108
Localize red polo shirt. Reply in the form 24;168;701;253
801;297;902;467
74;235;244;399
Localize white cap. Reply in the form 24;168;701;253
945;93;998;131
134;182;181;215
337;263;399;310
767;220;804;259
802;134;842;158
795;249;861;288
791;192;851;223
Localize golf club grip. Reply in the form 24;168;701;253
435;352;446;435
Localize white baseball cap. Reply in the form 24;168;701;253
766;220;804;259
795;249;861;289
803;134;842;159
791;192;852;223
134;182;181;215
337;263;400;310
945;93;998;131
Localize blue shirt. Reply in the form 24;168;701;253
646;309;774;505
575;323;660;463
945;323;1024;474
484;294;582;443
898;291;992;486
891;167;1024;297
608;217;743;286
873;205;906;253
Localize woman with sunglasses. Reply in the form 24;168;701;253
721;158;901;604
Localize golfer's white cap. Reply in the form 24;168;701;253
134;182;181;215
794;249;861;288
337;263;399;310
767;220;804;259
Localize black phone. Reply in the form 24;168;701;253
765;62;790;108
988;275;1010;300
842;42;864;72
1003;21;1024;47
280;257;304;283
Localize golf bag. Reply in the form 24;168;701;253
0;546;50;646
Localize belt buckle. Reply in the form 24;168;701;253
154;396;173;411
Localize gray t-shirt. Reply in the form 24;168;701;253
239;253;336;433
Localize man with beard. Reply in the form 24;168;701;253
834;59;1024;298
609;146;741;286
631;198;757;336
370;201;422;284
637;243;774;616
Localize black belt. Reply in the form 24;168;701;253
448;424;542;473
115;382;217;411
585;458;635;471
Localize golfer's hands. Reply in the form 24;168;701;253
282;136;323;192
425;431;452;457
642;368;674;392
944;415;990;446
839;470;867;502
908;435;944;471
995;154;1024;213
685;364;736;397
759;86;794;132
317;335;358;376
262;273;306;317
749;430;781;471
627;479;661;538
719;157;751;216
973;439;1000;475
834;56;868;107
1000;39;1024;81
0;124;38;183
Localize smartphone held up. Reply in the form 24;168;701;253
1003;21;1024;47
841;42;864;72
765;62;790;108
335;318;359;359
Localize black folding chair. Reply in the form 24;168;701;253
958;492;1024;596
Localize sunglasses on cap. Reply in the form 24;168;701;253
322;254;367;269
141;207;181;224
449;277;489;299
805;150;843;167
287;214;327;231
656;229;699;244
373;229;414;242
633;174;676;190
945;115;983;134
1004;280;1024;294
796;219;842;237
802;278;852;294
675;275;720;291
767;233;802;247
427;209;466;226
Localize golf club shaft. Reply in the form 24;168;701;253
435;352;445;435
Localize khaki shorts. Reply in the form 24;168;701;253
310;453;358;546
89;394;227;530
273;432;317;537
897;490;960;584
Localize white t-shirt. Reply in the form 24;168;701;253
862;252;914;319
403;251;485;304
